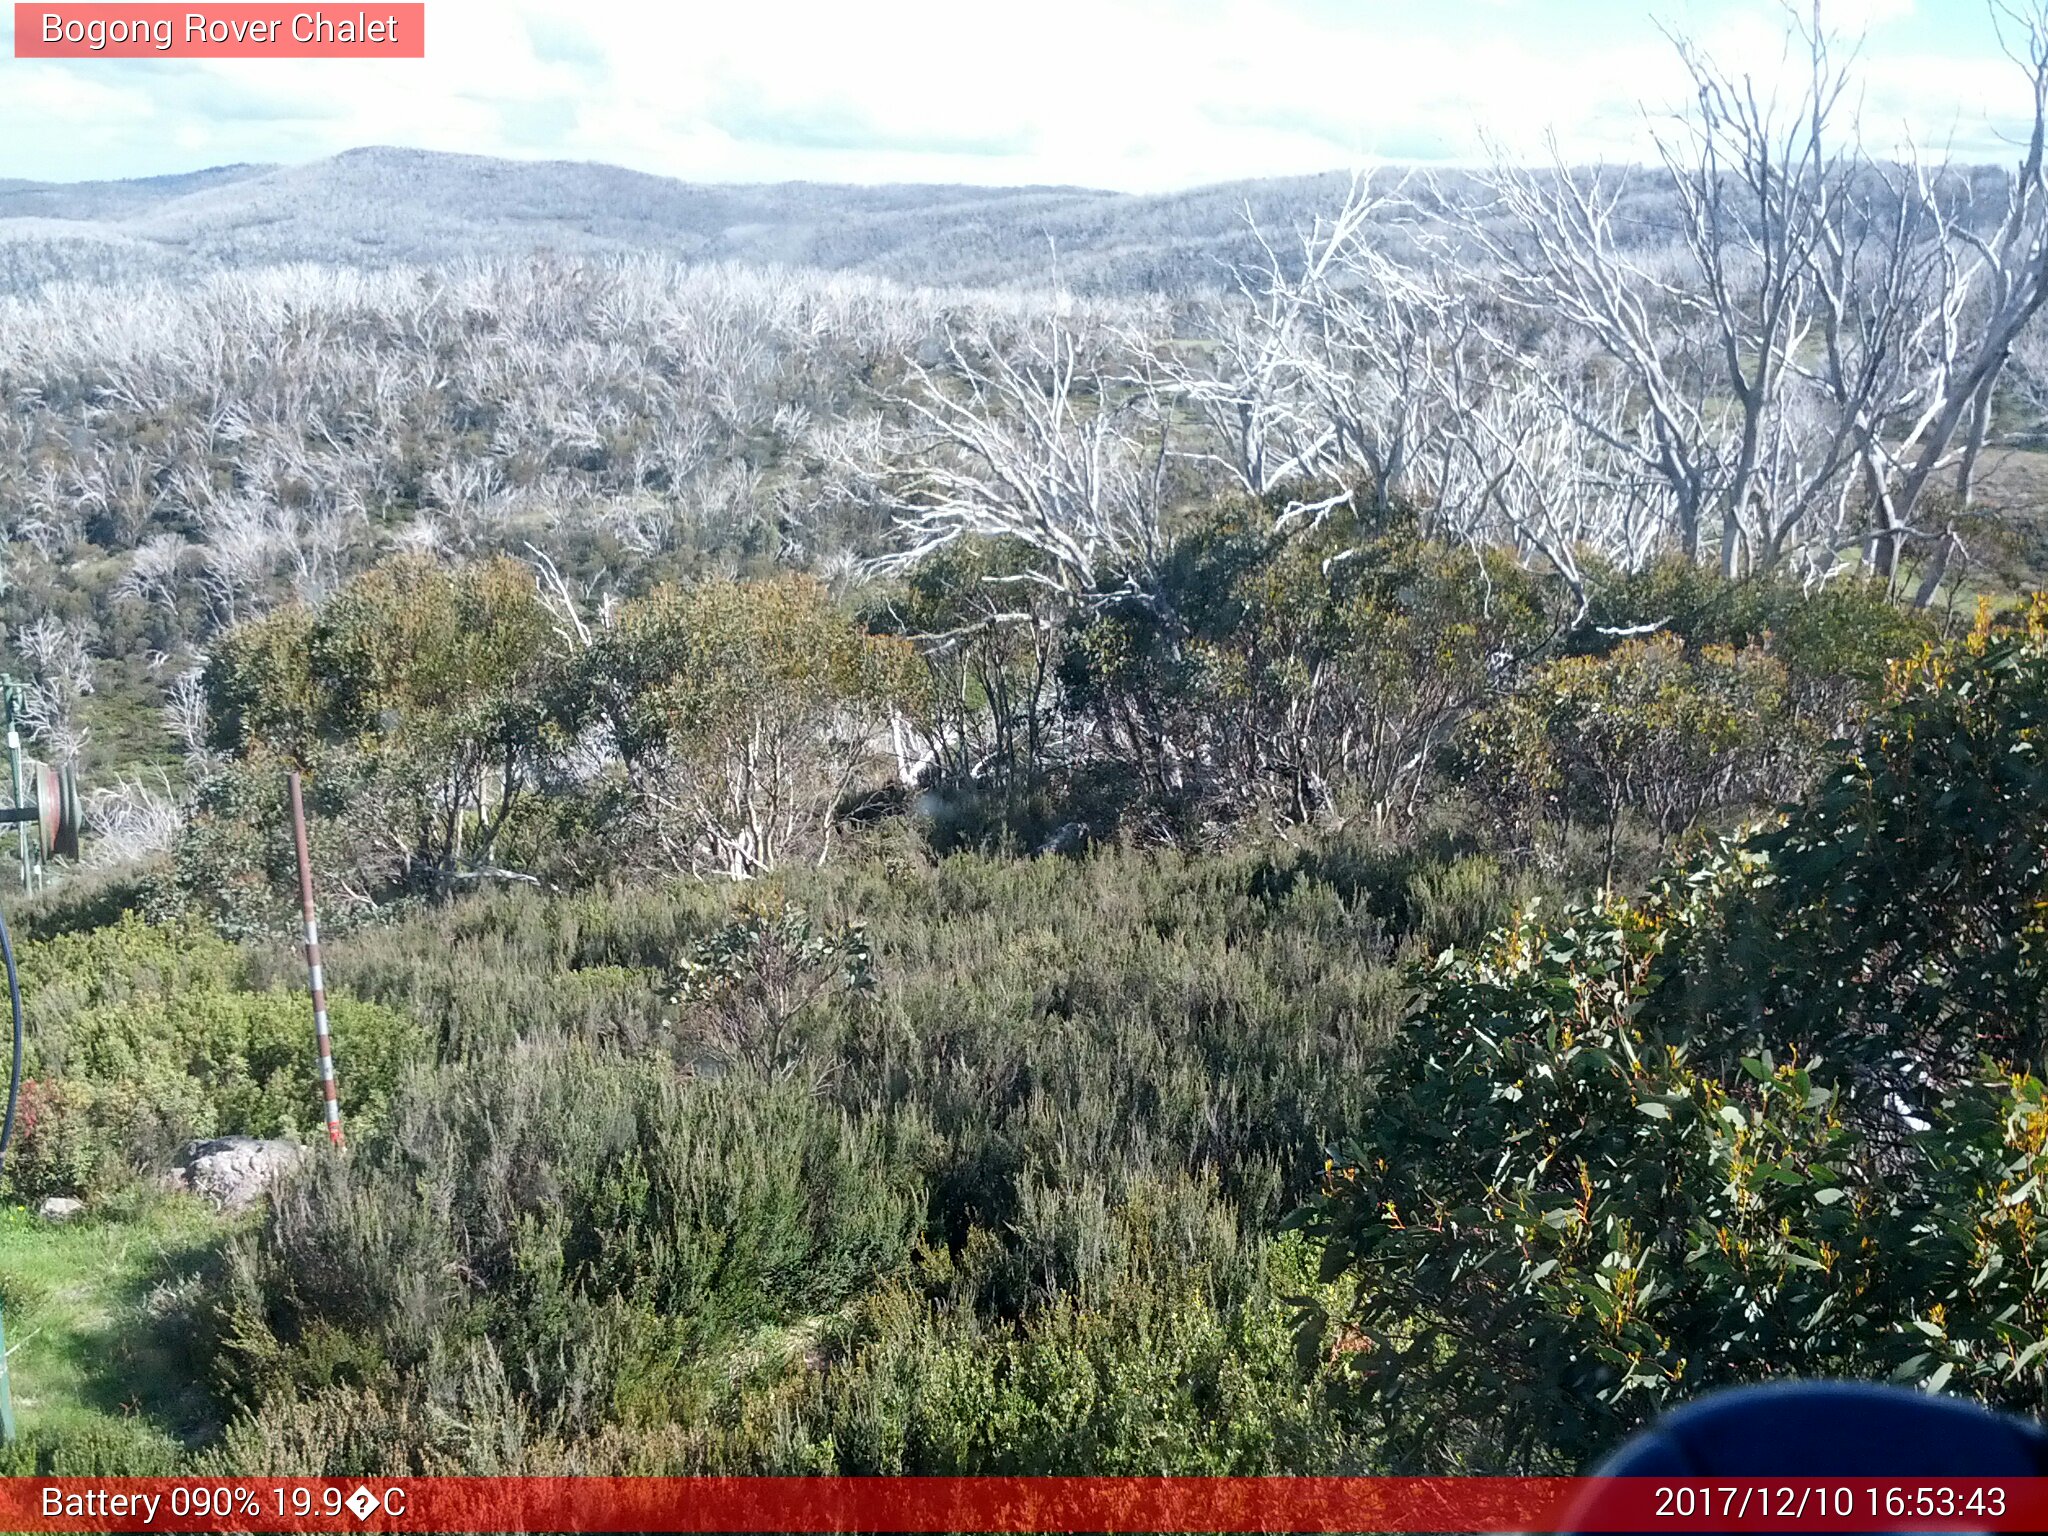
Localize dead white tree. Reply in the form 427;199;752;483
13;617;96;767
525;542;596;656
113;533;193;612
1457;1;2048;597
1163;184;1380;500
193;493;284;628
83;771;184;868
875;310;1172;604
162;662;214;775
1171;173;1677;597
1427;339;1676;607
1158;173;1453;527
1882;2;2048;599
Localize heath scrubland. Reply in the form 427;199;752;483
10;5;2048;1478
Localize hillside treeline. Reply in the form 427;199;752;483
158;506;1927;929
14;2;2048;824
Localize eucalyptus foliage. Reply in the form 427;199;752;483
1305;601;2048;1469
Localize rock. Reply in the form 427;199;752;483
163;1136;308;1212
36;1196;84;1222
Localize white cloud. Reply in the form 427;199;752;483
0;0;2032;189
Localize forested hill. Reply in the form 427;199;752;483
0;147;1383;293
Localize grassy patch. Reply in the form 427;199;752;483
0;1194;233;1470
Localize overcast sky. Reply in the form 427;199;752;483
0;0;2032;190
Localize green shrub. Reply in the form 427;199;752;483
199;557;563;904
216;1043;930;1421
1304;599;2048;1470
197;835;1453;1470
1062;501;1555;832
0;1420;184;1476
784;1254;1351;1475
1;914;422;1201
1658;599;2048;1107
1459;635;1798;884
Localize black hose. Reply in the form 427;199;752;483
0;902;19;1168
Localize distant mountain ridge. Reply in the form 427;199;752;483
0;146;1371;293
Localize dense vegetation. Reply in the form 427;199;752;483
15;0;2048;1484
1307;601;2048;1469
0;507;1983;1476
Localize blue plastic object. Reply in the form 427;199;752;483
1560;1383;2048;1534
1593;1383;2048;1477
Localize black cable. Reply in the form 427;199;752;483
0;901;19;1168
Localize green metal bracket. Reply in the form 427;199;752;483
0;679;34;895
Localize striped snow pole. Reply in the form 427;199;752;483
288;770;344;1148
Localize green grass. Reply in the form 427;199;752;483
0;1194;232;1469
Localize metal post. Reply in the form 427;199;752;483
288;772;344;1148
0;1303;13;1444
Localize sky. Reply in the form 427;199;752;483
0;0;2034;191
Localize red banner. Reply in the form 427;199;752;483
14;5;424;58
1;1476;2046;1532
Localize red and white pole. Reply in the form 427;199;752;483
288;770;344;1148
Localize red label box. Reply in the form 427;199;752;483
14;4;424;57
4;1476;2048;1533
